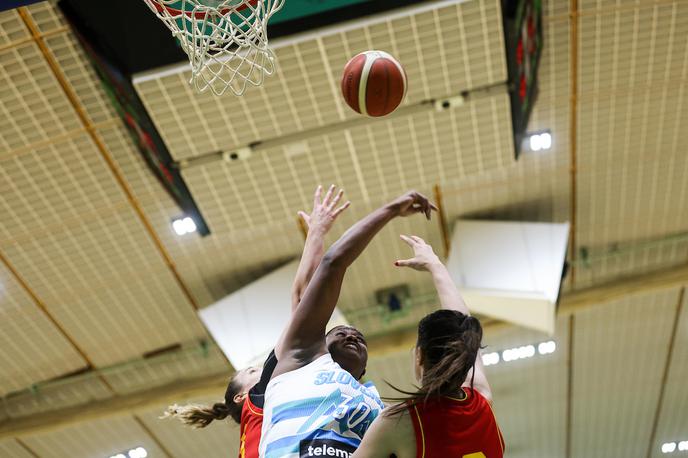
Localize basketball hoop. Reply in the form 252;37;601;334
142;0;285;96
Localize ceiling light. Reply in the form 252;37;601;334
182;217;196;233
678;441;688;451
662;442;677;453
518;345;535;358
538;340;556;355
172;216;197;236
110;454;126;458
525;131;552;152
128;447;148;458
482;352;500;366
502;348;515;362
540;132;552;149
529;134;542;151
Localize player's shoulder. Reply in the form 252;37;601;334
355;406;416;458
380;407;416;447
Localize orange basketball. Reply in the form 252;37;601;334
341;51;407;117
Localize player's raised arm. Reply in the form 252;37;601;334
395;235;493;402
291;185;350;311
275;191;436;364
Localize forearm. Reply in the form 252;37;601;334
291;226;327;310
282;204;398;352
428;262;470;315
324;204;397;270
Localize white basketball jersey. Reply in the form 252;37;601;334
259;354;384;458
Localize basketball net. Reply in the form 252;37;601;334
143;0;285;96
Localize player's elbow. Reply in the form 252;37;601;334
320;247;348;272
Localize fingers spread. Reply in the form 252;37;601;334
399;234;415;246
322;184;335;207
329;188;344;210
333;200;351;216
313;185;322;206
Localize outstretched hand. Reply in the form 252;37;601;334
394;235;442;271
298;185;351;234
389;190;438;220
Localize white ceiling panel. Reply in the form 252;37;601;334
0;263;86;396
571;287;680;457
23;415;168;458
651;286;688;458
181;93;514;235
135;0;508;161
0;133;208;367
24;1;68;35
138;396;240;458
0;9;27;47
0;42;80;156
104;343;228;395
576;1;688;248
44;31;119;125
3;375;111;419
487;316;568;458
0;439;36;458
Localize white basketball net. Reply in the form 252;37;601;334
143;0;285;96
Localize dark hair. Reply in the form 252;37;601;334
161;375;243;426
385;309;483;415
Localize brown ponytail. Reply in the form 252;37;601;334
160;376;243;427
385;310;483;415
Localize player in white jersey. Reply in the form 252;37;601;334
260;190;437;458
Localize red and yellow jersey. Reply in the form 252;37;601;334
407;388;505;458
238;395;263;458
238;350;278;458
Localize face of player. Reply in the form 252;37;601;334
326;326;369;380
234;365;261;394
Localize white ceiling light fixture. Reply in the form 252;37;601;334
485;340;556;367
540;132;552;149
482;352;500;366
538;340;556;355
662;442;677;453
524;130;552;152
529;133;543;151
678;441;688;451
172;216;197;236
128;447;148;458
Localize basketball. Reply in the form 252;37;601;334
341;51;407;117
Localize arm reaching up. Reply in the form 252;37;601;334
395;235;493;402
274;191;437;376
291;185;350;310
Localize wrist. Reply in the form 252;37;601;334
427;259;446;274
383;201;402;216
306;223;328;238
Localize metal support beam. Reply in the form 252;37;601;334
565;314;575;458
433;184;451;259
0;373;230;440
568;0;579;286
645;287;685;458
133;415;174;458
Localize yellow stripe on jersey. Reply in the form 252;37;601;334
412;404;426;458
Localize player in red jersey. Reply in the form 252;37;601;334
353;235;504;458
162;185;350;458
